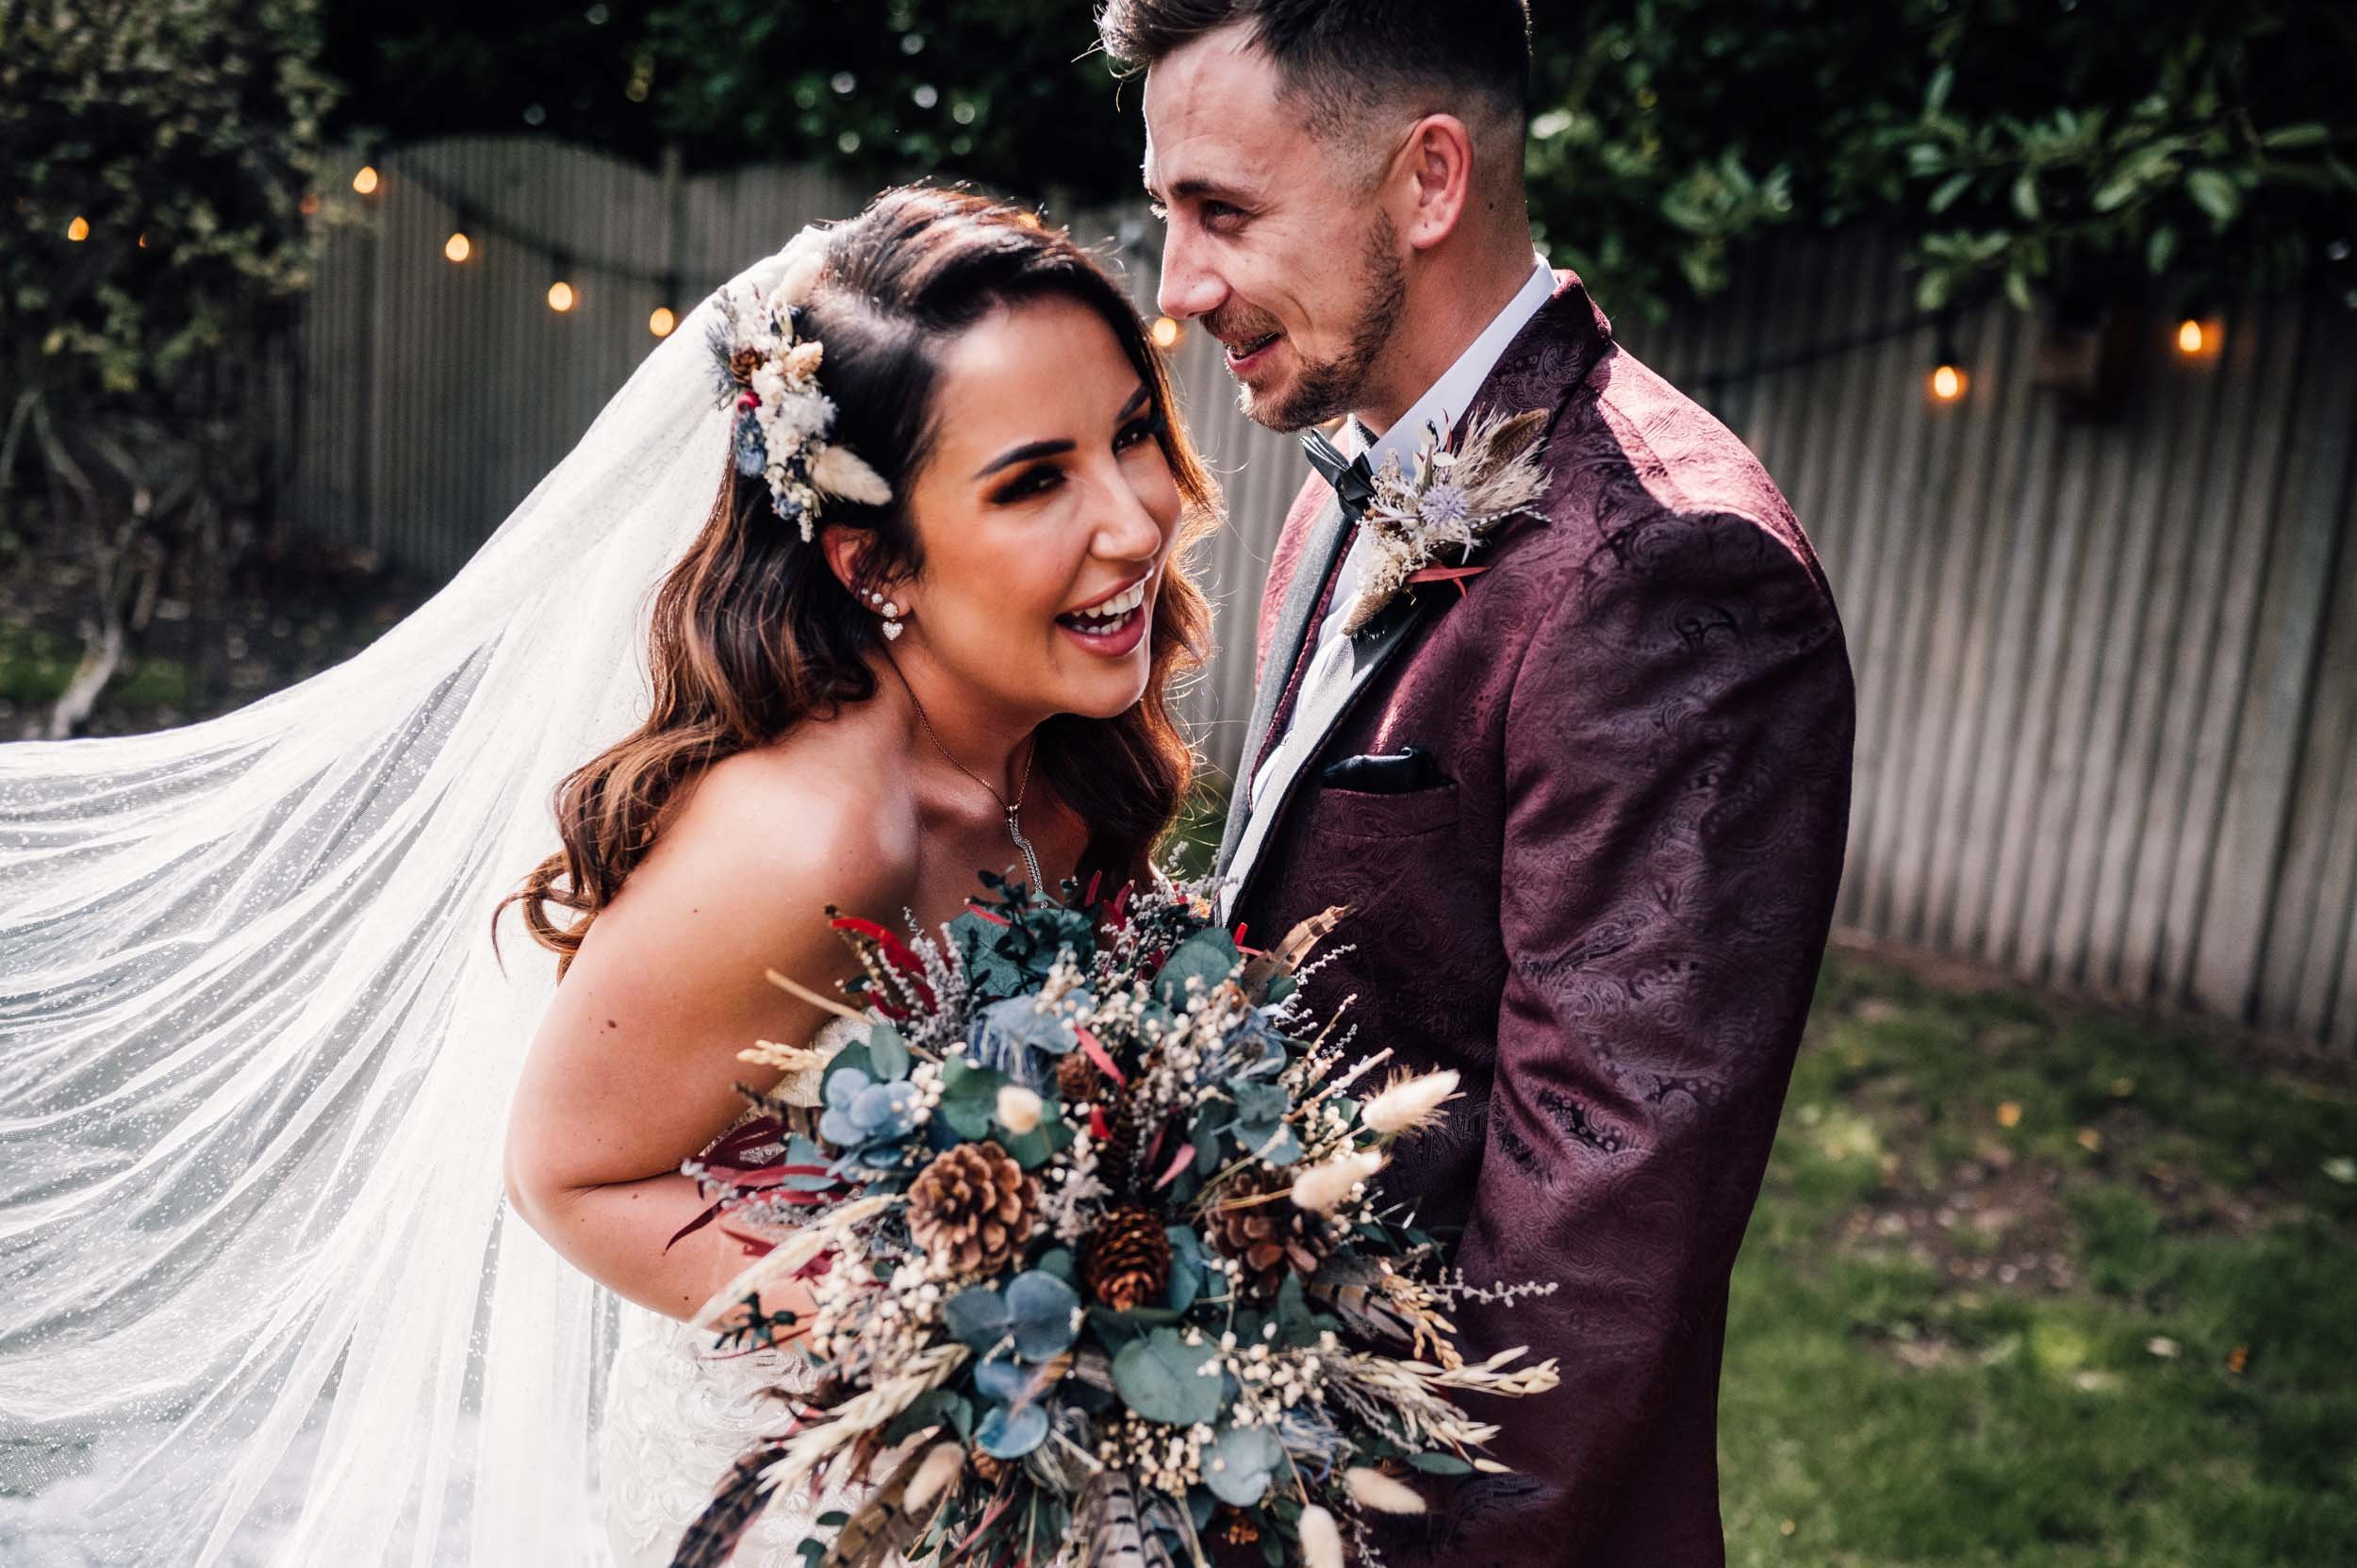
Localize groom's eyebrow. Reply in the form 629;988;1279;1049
1145;174;1253;206
971;388;1155;482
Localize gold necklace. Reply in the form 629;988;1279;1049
893;664;1046;894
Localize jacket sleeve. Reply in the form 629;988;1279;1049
1446;507;1854;1554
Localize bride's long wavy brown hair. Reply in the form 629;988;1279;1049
500;188;1218;975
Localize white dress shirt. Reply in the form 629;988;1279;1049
1225;254;1558;913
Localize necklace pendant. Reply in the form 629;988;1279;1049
1005;806;1046;897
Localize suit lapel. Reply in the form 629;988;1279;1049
1213;491;1352;876
1213;268;1620;902
1220;589;1438;911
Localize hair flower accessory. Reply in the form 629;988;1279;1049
709;229;893;540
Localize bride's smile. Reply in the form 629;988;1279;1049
871;289;1183;726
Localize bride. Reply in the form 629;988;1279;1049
0;187;1217;1566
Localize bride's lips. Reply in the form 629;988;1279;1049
1055;573;1153;658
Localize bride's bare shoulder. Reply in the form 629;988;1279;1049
634;725;921;926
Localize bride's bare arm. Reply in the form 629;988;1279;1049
503;751;918;1322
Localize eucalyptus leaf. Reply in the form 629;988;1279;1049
821;1040;875;1099
976;1400;1049;1459
1111;1327;1224;1427
1154;928;1240;1008
973;1355;1030;1405
1163;1230;1203;1315
1007;1270;1081;1362
1203;1423;1282;1507
1406;1451;1474;1476
944;1286;1013;1352
866;1022;911;1082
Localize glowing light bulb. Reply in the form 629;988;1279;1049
2176;319;2206;355
444;232;471;263
649;305;677;338
547;280;576;312
1149;315;1182;349
1930;363;1967;402
353;165;380;195
67;216;90;242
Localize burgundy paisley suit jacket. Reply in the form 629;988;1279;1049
1225;272;1854;1566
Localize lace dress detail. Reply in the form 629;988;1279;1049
601;1015;869;1568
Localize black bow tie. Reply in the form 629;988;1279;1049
1299;425;1376;522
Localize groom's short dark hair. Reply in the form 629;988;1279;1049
1096;0;1534;143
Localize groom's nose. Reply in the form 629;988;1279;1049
1156;228;1227;322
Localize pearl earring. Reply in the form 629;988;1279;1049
866;589;905;641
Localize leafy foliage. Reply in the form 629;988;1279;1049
1527;0;2357;322
328;2;2355;326
1;0;340;734
3;0;336;399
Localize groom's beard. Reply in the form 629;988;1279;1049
1218;211;1408;435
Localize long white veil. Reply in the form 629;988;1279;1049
0;238;819;1565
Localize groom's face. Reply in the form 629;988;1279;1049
1142;26;1406;433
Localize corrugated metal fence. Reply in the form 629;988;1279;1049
285;140;2356;1048
288;137;1302;777
1625;234;2357;1049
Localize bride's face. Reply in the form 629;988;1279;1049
896;294;1183;722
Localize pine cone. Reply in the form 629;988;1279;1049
1220;1508;1260;1547
727;344;764;385
908;1141;1038;1277
1208;1168;1331;1299
970;1447;1006;1487
1054;1049;1102;1105
1097;1095;1146;1197
1080;1202;1173;1312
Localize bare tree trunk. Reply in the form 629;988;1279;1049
44;619;124;738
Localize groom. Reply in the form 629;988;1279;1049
1101;3;1854;1562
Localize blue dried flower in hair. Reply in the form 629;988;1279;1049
732;416;767;477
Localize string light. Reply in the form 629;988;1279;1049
649;305;677;338
353;165;380;196
444;232;472;263
67;216;90;242
1149;316;1183;350
1928;313;1968;403
547;279;576;312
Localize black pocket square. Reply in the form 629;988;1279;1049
1321;744;1448;794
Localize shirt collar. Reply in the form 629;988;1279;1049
1345;253;1557;470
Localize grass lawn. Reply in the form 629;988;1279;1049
1720;944;2357;1566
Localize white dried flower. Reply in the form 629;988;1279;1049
810;441;892;504
1291;1148;1387;1215
1360;1068;1462;1137
1343;1466;1428;1514
995;1083;1045;1135
1298;1504;1344;1568
773;242;827;308
904;1440;966;1512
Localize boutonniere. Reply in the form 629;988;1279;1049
1342;406;1552;635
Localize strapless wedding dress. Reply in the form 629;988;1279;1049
600;1016;869;1568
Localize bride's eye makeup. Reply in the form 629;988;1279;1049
981;390;1163;506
